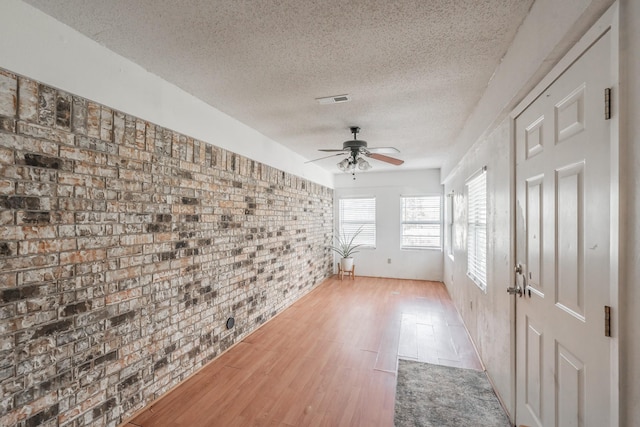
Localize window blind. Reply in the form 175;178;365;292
400;196;441;249
446;193;454;257
467;169;487;291
338;197;376;247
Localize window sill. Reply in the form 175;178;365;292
467;272;487;294
401;247;442;252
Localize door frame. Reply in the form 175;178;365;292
508;3;620;425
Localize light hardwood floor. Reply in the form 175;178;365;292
125;276;483;426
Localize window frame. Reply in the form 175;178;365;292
446;192;455;260
338;197;376;248
466;167;488;292
399;194;442;251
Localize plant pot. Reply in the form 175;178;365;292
340;257;354;272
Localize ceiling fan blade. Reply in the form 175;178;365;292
304;153;346;163
366;147;400;154
366;152;404;165
318;148;348;152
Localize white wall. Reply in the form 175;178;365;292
334;169;443;281
0;0;333;188
442;120;513;412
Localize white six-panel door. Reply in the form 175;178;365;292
514;29;613;426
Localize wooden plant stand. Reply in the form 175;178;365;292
338;264;355;280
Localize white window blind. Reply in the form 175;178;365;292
400;196;441;249
338;197;376;247
467;168;487;291
446;193;454;258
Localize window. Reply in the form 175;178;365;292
446;193;454;258
467;168;487;291
400;195;441;249
338;197;376;247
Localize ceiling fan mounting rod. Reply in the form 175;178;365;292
350;126;360;138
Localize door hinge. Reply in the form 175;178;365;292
604;88;611;120
604;305;612;337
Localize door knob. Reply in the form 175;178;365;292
507;286;523;297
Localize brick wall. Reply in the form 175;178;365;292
0;68;333;426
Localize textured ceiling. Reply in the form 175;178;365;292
25;0;533;173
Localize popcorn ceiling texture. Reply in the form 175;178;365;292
0;68;333;426
22;0;535;172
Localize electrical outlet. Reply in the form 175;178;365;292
387;258;391;264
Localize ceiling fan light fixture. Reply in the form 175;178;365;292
357;158;371;170
337;158;351;171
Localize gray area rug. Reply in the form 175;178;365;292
394;360;511;427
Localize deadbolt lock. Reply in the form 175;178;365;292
515;263;523;274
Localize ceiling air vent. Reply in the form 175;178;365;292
315;94;351;105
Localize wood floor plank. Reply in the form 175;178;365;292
126;276;483;426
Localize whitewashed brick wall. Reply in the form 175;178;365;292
0;68;333;426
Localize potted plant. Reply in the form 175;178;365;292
330;227;363;273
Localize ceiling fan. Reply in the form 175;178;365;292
307;127;404;172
